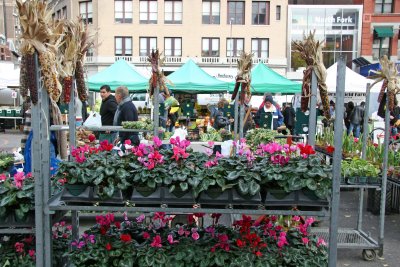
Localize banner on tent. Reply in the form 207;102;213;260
328;92;367;104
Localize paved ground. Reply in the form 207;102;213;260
2;132;400;266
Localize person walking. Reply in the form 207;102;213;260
345;101;354;135
113;86;139;146
348;102;365;138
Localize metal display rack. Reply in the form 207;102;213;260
312;75;389;262
17;55;388;267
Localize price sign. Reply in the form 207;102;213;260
11;91;17;99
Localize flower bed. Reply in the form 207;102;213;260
67;213;328;267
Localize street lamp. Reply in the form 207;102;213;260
229;17;234;68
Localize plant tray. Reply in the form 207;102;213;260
131;187;162;205
0;211;35;228
161;187;195;206
60;186;93;203
264;190;329;207
197;189;232;208
346;177;381;186
92;187;124;204
231;190;262;206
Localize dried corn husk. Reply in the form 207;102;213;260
368;55;400;112
148;49;170;97
292;31;330;119
232;52;252;104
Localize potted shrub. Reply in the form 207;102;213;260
0;171;34;222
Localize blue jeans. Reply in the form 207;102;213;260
348;123;361;138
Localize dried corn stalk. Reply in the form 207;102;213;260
231;52;252;105
292;31;330;119
368;55;400;112
148;49;170;98
75;18;96;102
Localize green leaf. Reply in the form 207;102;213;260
147;180;156;188
103;184;115;198
105;167;115;176
175;252;186;261
306;179;317;190
216;177;226;188
249;180;260;195
180;182;188;191
93;173;105;185
154;177;162;184
227;171;240;180
188;177;200;188
0;193;16;207
238;179;249;195
169;185;176;193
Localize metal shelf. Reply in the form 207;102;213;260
49;125;152;132
47;193;328;217
311;227;379;250
0;228;35;234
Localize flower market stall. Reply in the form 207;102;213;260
1;2;395;267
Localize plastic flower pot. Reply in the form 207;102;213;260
268;188;290;200
358;176;368;184
135;186;157;197
302;188;322;201
65;184;88;196
170;187;189;198
205;186;224;199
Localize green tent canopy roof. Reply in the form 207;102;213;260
228;62;301;95
167;59;229;94
87;59;149;92
374;26;393;38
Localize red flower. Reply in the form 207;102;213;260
100;226;107;235
105;243;112;251
298;144;315;155
120;234;132;243
373;143;378;147
88;134;96;142
151;235;162;248
143;232;150;239
236;239;246;248
326;145;335;153
255;251;263;257
15;242;24;253
114;222;121;229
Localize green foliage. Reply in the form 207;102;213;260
341;159;380;179
122;118;154;130
245;129;281;150
0;153;14;173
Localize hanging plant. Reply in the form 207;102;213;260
231;52;252;105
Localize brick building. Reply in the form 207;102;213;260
353;0;400;64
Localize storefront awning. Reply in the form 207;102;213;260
374;27;393;38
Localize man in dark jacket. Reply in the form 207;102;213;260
100;85;118;126
282;103;296;135
113;86;139;145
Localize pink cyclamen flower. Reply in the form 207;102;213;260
28;249;35;259
167;234;179;244
13;171;26;189
143;232;150;239
317;237;327;247
153;136;162;147
151;235;162;248
302;237;309;245
0;173;7;182
191;231;200;240
15;242;24;253
292;215;301;222
136;214;145;223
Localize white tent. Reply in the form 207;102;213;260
326;63;383;115
0;62;19;88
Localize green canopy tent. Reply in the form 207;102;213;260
229;62;301;95
166;59;229;94
87;59;149;92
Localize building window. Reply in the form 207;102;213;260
57;10;62;19
202;0;220;24
276;5;281;20
251;38;269;58
374;0;393;13
165;0;182;24
226;38;244;57
252;1;269;25
165;37;182;56
140;0;157;24
115;0;133;23
202;38;219;57
140;37;157;56
79;1;93;24
372;37;390;60
86;47;94;57
62;6;67;18
115;37;132;56
227;1;244;25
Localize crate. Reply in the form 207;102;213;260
14;109;22;117
367;178;400;215
0;109;5;116
5;109;15;117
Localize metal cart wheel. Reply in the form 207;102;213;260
362;249;376;261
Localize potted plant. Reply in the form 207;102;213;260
0;171;34;222
245;128;279;150
0;153;14;173
341;159;380;184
